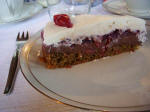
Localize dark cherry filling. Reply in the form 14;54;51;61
42;29;141;68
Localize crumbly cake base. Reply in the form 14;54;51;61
42;30;141;69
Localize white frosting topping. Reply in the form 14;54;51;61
43;15;146;45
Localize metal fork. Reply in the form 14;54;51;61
4;32;29;94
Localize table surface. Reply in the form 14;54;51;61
0;4;110;112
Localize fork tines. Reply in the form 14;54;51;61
16;31;29;41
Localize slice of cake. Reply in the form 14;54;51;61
41;14;147;68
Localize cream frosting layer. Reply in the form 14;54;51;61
43;15;146;45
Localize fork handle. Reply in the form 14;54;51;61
4;50;19;94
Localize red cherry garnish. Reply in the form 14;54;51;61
54;14;73;28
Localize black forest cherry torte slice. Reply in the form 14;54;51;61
41;14;147;68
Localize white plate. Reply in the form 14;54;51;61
0;3;43;24
103;0;150;19
20;29;150;111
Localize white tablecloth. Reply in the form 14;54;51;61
0;5;111;112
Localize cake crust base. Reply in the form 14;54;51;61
42;30;141;68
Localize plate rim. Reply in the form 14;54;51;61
19;30;150;111
102;0;150;19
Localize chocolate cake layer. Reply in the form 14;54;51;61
42;29;141;68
